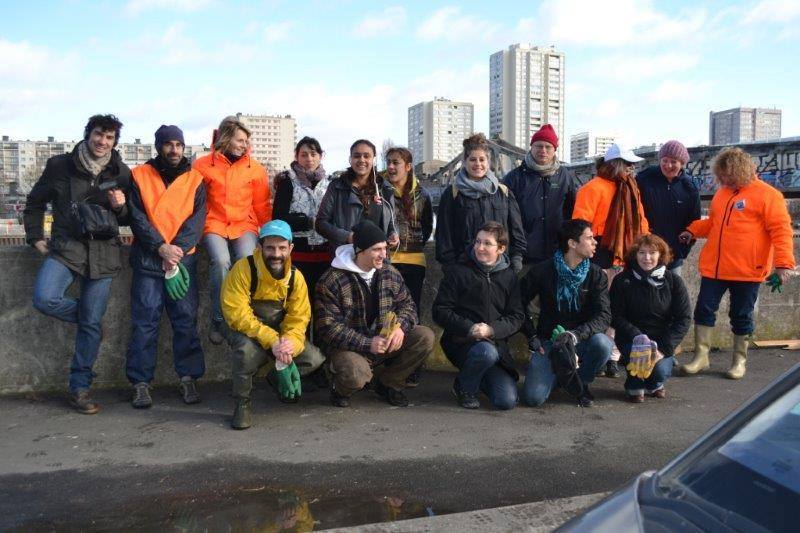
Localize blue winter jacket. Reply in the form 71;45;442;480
636;165;701;267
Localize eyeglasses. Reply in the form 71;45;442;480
474;239;499;248
532;143;555;151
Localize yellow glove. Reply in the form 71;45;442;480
627;334;661;379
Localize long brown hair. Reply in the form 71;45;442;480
386;146;416;223
595;157;633;181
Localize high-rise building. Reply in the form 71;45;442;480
0;136;77;198
235;113;296;173
569;132;616;163
116;139;155;168
490;43;566;160
709;107;782;145
408;98;474;165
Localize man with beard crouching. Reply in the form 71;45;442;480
223;220;323;430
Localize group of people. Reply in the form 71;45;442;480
24;114;796;428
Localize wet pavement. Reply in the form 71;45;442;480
1;348;798;531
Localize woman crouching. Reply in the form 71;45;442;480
609;234;691;402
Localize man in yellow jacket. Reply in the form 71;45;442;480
222;219;323;429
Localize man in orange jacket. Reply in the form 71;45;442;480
126;125;207;408
679;147;795;379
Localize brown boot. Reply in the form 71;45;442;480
681;325;713;375
726;335;748;380
69;390;99;415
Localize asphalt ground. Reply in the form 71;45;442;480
1;348;798;531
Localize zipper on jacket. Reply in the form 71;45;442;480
714;190;739;279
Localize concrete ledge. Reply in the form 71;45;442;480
322;492;608;533
1;239;798;394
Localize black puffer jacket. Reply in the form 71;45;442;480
609;267;691;357
520;258;611;343
435;182;527;267
432;253;524;380
502;164;579;263
23;143;131;279
315;170;396;250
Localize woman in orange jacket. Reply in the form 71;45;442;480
572;144;650;269
572;144;651;377
193;116;271;344
679;147;795;380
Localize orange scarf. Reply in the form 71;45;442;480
600;173;644;264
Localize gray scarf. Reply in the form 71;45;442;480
454;167;499;199
77;141;112;177
524;151;560;178
470;248;510;273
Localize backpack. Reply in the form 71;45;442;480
549;334;585;400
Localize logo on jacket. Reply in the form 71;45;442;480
734;199;746;211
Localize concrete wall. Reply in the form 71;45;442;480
1;239;799;394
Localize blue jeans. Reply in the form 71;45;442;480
522;332;612;406
203;232;258;324
455;341;517;410
125;257;205;384
32;256;113;393
694;277;760;335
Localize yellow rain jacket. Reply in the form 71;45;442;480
221;251;310;355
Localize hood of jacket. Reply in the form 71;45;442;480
332;243;376;282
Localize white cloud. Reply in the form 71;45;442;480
264;21;294;44
743;0;800;25
0;40;78;121
124;23;257;65
591;52;700;80
647;79;713;103
524;0;706;47
123;0;212;16
353;6;407;38
417;6;500;42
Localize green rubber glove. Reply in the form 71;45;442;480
165;263;189;300
289;361;301;397
550;325;566;343
276;362;301;401
765;273;783;293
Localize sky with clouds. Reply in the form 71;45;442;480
3;0;799;167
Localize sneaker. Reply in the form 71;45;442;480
69;389;99;415
604;360;621;378
179;376;201;404
329;385;350;408
627;393;645;403
405;366;422;388
451;378;480;409
132;382;152;409
209;321;225;345
374;381;409;407
231;399;252;430
649;388;667;399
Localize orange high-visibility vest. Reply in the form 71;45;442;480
131;164;204;254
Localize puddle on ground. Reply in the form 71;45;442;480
11;487;438;532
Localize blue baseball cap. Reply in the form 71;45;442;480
258;220;292;242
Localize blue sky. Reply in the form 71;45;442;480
3;0;799;167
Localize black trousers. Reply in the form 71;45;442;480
393;263;426;320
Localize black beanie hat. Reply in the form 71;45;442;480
352;219;386;254
154;124;185;152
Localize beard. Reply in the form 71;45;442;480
265;256;285;278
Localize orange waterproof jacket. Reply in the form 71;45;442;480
572;176;650;238
131;164;204;254
687;177;795;282
193;151;271;239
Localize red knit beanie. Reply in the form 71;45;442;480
530;124;558;148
